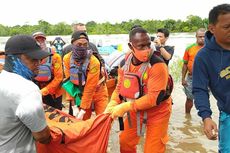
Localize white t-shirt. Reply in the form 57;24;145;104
0;70;47;153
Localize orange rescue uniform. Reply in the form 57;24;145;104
63;52;108;120
36;50;64;110
183;43;203;74
111;55;172;153
40;52;64;98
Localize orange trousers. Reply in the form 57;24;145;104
83;84;109;120
119;98;172;153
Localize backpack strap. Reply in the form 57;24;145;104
149;53;164;65
119;51;131;68
78;52;92;91
118;55;129;130
136;61;149;136
137;111;147;136
78;63;84;92
46;48;53;66
119;58;126;68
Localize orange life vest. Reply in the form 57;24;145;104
69;53;91;86
119;53;173;102
34;48;54;82
119;53;149;99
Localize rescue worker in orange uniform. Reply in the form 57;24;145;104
105;27;172;153
33;31;64;110
63;31;108;120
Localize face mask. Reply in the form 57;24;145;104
72;46;88;61
131;46;152;62
37;42;46;50
4;55;34;80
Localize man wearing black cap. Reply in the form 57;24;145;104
63;23;107;99
63;31;108;120
0;35;51;153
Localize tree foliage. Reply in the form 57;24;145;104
1;15;208;36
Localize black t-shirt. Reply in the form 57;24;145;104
154;46;174;65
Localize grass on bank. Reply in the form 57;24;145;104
169;55;183;83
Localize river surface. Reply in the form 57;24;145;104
0;33;195;59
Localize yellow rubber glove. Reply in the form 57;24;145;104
111;102;133;119
104;100;119;114
41;87;49;96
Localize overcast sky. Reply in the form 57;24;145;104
1;0;229;26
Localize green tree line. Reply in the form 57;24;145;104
0;15;208;36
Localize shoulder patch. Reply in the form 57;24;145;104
54;63;61;69
89;66;99;74
119;58;126;68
